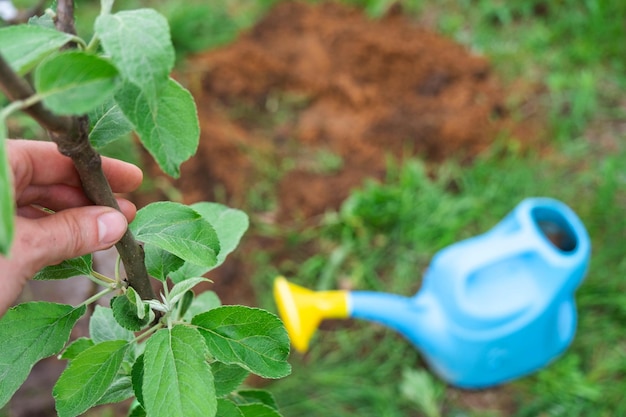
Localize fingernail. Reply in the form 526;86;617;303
97;211;128;245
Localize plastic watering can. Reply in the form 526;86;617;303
274;197;591;388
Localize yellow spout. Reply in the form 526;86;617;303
274;276;349;352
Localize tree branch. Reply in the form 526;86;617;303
54;0;77;37
0;53;156;301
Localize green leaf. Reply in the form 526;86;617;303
217;399;244;417
192;203;249;266
169;263;205;285
95;9;175;109
0;25;74;74
183;291;221;321
0;120;13;256
126;287;146;320
212;363;249;397
192;306;291;379
111;295;150;331
88;100;133;149
33;255;93;280
143;326;217;417
115;78;199;177
28;13;56;30
53;340;129;417
167;277;210;306
130;201;219;268
170;203;249;283
0;303;86;407
95;374;134;406
59;337;95;361
143;244;184;282
239;403;283;417
34;51;119;115
131;354;145;407
128;402;147;417
90;305;134;344
178;290;194;319
235;390;279;410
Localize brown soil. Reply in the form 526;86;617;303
167;1;523;223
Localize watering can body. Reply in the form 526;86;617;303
275;197;591;388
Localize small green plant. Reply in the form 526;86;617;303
0;1;290;416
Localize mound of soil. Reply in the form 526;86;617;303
163;1;524;224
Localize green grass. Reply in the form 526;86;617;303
427;0;626;143
254;142;626;416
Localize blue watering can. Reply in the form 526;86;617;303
274;197;591;388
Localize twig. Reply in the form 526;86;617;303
54;0;77;37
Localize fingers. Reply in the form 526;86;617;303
0;206;129;312
16;184;138;221
103;158;143;193
17;184;93;210
1;140;143;314
10;206;129;279
8;139;143;194
117;199;138;222
17;198;138;223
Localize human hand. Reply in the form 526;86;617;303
0;139;143;315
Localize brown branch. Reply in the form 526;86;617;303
0;52;156;300
54;0;77;37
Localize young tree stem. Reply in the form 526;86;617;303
55;0;77;36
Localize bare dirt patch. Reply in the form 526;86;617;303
165;1;527;222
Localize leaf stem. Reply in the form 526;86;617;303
80;287;115;308
71;35;88;50
114;254;122;283
0;94;46;120
86;35;100;53
91;271;119;282
0;53;74;133
132;322;164;344
0;101;22;121
91;270;116;285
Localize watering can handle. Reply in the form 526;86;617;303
428;198;590;322
433;229;537;282
435;197;588;282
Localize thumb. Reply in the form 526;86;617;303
16;206;128;275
